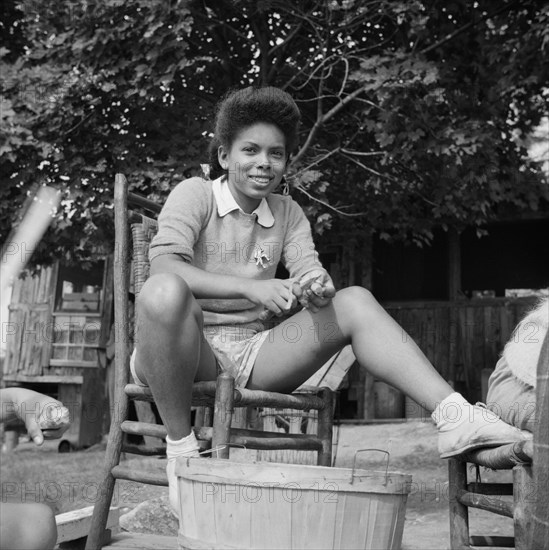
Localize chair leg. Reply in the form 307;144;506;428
513;464;533;550
448;458;471;549
85;387;129;550
316;387;334;467
212;373;234;459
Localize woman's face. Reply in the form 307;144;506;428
218;122;287;213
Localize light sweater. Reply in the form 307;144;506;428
149;176;327;325
501;297;549;388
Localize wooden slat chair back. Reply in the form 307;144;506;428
86;174;335;549
448;328;549;549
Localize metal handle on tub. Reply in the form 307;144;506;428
198;445;228;458
350;448;390;486
200;443;248;459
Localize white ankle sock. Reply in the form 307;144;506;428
166;431;200;517
431;392;472;429
166;431;200;459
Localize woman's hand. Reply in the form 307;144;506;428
245;279;300;320
298;270;336;313
36;396;71;443
1;388;71;445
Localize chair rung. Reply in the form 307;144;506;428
466;482;513;496
121;421;214;442
231;433;322;451
112;465;167;486
460;440;533;469
234;388;326;410
125;383;327;410
457;489;514;518
122;443;166;456
469;535;514;547
231;427;318;441
122;439;211;456
125;382;219;405
121;421;167;439
125;384;154;401
121;421;322;452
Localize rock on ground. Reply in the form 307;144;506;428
119;494;178;536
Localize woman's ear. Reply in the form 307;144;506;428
218;146;228;170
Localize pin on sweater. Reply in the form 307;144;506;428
254;245;271;269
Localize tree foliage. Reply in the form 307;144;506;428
1;0;548;264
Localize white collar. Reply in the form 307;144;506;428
212;177;275;228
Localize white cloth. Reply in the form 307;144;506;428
501;298;548;388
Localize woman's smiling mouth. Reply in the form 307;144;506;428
249;174;273;185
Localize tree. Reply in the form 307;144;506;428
1;0;547;264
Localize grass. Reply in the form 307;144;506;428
0;438;166;516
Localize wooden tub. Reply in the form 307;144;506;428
176;457;412;550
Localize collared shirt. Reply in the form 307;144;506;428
212;177;275;228
149;176;326;325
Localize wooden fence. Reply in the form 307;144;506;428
384;297;539;401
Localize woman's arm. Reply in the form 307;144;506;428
151;254;249;299
151;254;296;316
281;200;335;311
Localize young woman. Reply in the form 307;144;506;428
131;86;530;514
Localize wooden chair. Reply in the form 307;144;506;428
85;174;335;549
448;329;549;549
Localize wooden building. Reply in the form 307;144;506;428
327;214;549;421
2;258;112;450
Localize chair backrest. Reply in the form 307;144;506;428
123;183;163;297
129;214;158;297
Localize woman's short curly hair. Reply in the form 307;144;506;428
208;86;301;177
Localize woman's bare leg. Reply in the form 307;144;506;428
250;286;451;411
134;273;218;440
250;286;530;457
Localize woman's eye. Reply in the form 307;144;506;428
271;151;283;158
244;147;256;153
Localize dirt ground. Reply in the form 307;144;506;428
332;421;513;550
1;421;515;549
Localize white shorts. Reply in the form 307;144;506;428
130;322;273;389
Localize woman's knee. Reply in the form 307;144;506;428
335;286;378;312
0;503;57;550
137;273;202;325
30;504;57;550
333;286;382;330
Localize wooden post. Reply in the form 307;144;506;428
361;370;375;420
316;387;334;467
212;373;234;459
447;227;461;387
85;174;130;550
448;227;462;389
359;233;374;291
513;464;533;550
448;458;471;550
532;330;549;548
448;227;461;301
204;406;214;427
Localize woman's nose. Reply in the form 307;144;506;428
256;152;271;168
